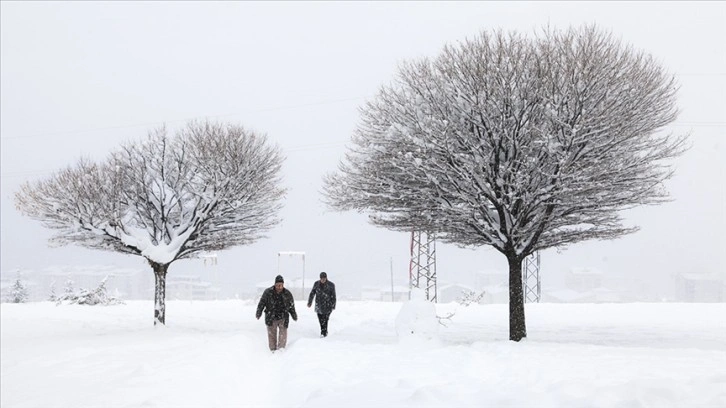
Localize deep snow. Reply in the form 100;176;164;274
1;300;724;408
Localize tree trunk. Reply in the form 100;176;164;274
151;261;169;326
507;255;527;341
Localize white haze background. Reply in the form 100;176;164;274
1;2;725;299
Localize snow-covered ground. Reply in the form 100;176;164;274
1;300;724;408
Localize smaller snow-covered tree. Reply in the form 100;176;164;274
92;277;124;305
75;288;94;305
76;277;119;305
59;276;124;306
48;281;58;302
63;279;74;296
15;121;285;325
9;277;29;303
94;277;111;304
56;279;78;304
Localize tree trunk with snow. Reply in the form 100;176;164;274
151;262;168;326
507;255;526;341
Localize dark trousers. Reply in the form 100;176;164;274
317;312;331;336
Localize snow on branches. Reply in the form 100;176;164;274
14;121;285;324
324;25;686;260
324;24;686;341
15;121;286;265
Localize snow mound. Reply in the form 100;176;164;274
394;288;439;340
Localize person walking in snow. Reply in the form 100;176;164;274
256;275;297;352
307;272;336;337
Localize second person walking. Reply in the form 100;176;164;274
307;272;336;337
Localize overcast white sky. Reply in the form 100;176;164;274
1;1;724;297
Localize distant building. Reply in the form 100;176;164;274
675;273;725;302
480;283;508;304
438;283;475;303
474;269;508;304
167;275;220;301
475;269;507;287
361;285;409;302
541;266;624;303
602;275;653;302
565;267;603;292
385;285;410;302
361;286;383;301
542;287;621;303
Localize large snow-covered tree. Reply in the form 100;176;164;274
324;26;686;341
15;121;286;325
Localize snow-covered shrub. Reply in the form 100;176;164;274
56;279;77;304
56;277;124;306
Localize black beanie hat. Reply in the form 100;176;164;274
320;272;327;279
275;275;284;283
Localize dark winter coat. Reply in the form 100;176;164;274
307;280;336;314
256;286;298;328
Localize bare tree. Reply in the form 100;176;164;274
15;121;286;325
324;25;686;341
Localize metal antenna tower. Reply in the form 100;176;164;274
409;230;437;302
522;251;541;303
